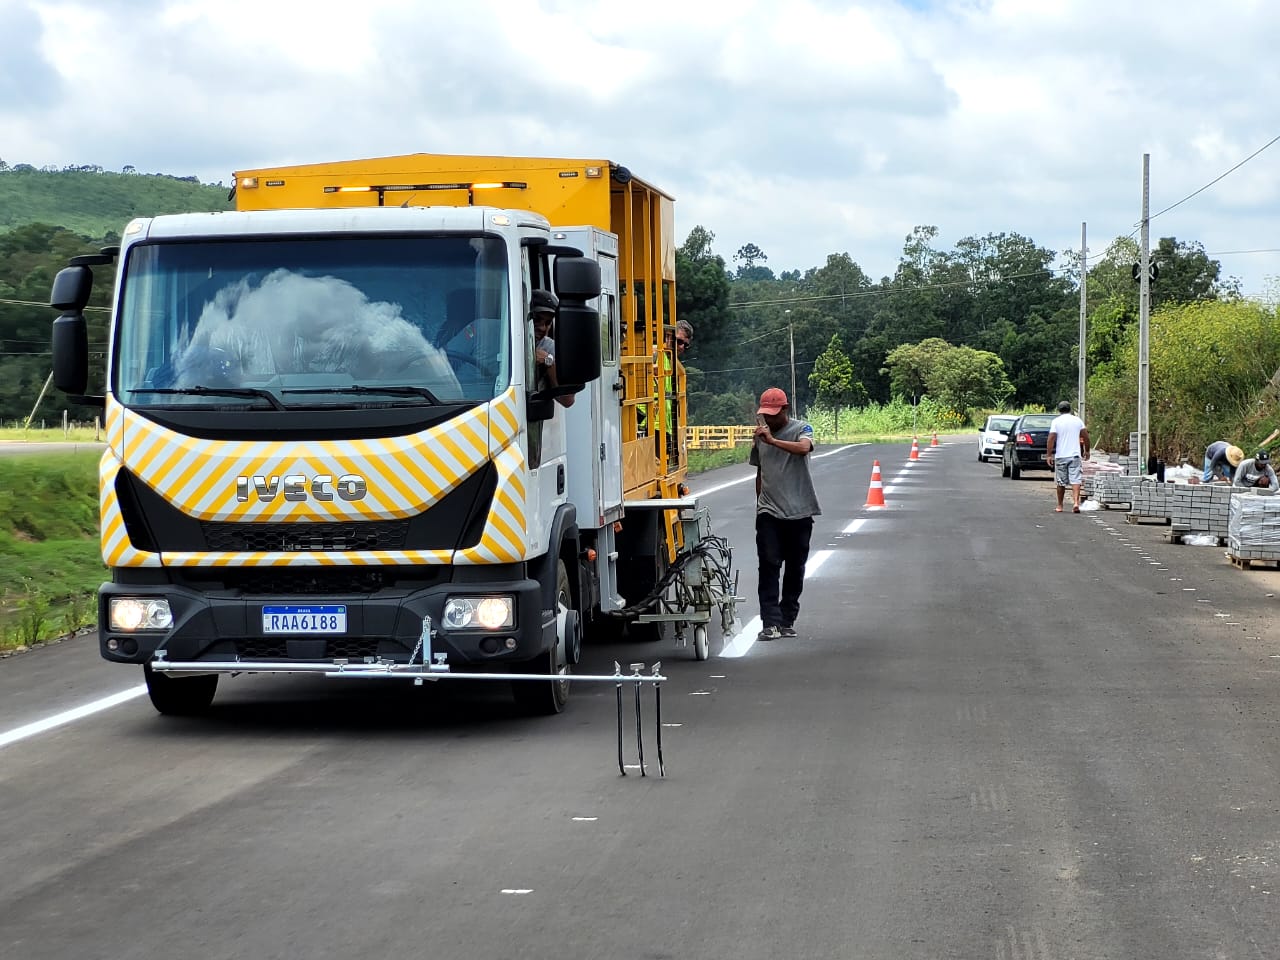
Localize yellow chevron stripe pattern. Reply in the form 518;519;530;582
100;454;161;568
455;439;528;565
105;388;532;568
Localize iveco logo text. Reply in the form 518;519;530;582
235;475;368;503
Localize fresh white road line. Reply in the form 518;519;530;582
805;549;834;576
843;518;867;535
720;549;836;658
692;444;861;497
720;616;764;658
0;685;147;751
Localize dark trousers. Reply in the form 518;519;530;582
756;513;814;628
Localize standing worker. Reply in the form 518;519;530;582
1232;449;1279;490
750;387;821;640
1045;400;1090;513
1202;440;1243;483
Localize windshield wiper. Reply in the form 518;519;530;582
129;386;288;410
281;385;441;404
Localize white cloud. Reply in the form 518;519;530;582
3;0;1279;296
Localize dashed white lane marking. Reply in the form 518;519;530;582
843;518;867;535
0;685;147;751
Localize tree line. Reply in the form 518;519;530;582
676;225;1274;456
2;166;1273;458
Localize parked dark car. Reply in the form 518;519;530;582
1001;413;1057;478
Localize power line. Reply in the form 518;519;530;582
0;297;111;313
1150;134;1280;222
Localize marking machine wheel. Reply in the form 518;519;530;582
692;624;709;661
512;558;572;715
143;664;218;716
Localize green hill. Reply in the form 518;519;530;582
0;165;232;240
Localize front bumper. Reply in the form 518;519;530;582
97;575;551;668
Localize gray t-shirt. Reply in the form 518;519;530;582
749;418;822;520
1233;458;1279;491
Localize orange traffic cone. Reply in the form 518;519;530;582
909;437;920;461
865;460;886;507
930;432;939;447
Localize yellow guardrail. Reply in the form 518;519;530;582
686;425;756;450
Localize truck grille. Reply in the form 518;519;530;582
234;637;387;659
202;521;409;553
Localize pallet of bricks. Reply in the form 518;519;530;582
1165;483;1240;545
1091;430;1142;508
1094;473;1136;509
1226;492;1280;568
1081;457;1123;500
1127;479;1175;525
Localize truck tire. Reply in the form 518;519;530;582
512;559;572;715
143;664;218;716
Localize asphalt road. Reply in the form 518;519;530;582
3;439;1279;959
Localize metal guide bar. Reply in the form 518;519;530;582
150;656;667;777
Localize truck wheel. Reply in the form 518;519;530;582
143;664;217;716
512;559;572;715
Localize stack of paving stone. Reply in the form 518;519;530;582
1168;483;1241;541
1094;473;1137;507
1128;479;1176;521
1081;456;1124;499
1118;430;1143;476
1227;492;1280;563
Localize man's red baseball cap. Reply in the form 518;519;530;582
757;387;788;415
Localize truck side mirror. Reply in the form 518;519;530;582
50;266;95;396
555;257;601;301
553;303;601;386
52;314;88;395
552;257;602;387
51;265;94;312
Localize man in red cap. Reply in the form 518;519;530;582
750;387;821;640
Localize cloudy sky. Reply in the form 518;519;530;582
3;0;1278;298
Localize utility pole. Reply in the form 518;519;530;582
784;309;797;413
789;322;797;414
1078;222;1087;424
1138;154;1151;473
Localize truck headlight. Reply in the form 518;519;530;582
443;596;514;630
109;597;173;631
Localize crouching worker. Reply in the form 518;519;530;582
1232;449;1279;491
1203;441;1244;483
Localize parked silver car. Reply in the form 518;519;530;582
978;414;1016;462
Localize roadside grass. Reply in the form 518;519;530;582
0;425;104;443
0;451;103;652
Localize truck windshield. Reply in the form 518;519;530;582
115;234;510;408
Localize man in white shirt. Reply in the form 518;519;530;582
1045;400;1091;513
